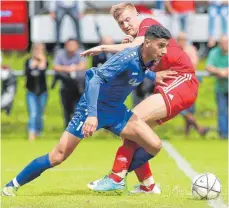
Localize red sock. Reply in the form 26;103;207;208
109;139;139;182
134;162;152;182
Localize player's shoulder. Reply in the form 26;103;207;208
100;46;139;69
116;47;139;63
140;18;161;27
116;46;138;57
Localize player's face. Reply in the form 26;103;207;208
145;38;169;60
116;9;139;36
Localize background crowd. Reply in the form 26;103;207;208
1;0;228;141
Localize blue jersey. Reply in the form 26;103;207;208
77;46;156;117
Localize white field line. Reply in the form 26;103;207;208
162;141;228;208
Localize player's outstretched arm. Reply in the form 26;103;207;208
80;36;144;57
82;73;104;137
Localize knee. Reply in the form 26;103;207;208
146;137;162;156
155;139;162;153
49;150;66;166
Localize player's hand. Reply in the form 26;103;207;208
82;116;98;138
156;70;177;86
122;35;134;44
80;46;103;57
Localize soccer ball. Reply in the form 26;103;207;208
192;173;221;200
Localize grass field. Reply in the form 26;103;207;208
1;53;228;208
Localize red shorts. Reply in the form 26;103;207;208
154;73;199;124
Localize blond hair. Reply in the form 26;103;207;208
110;3;137;20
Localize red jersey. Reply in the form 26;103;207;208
137;18;195;74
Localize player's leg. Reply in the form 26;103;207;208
88;110;163;192
88;95;166;192
120;113;162;156
129;73;199;171
2;107;88;196
111;95;165;178
113;75;198;193
133;93;167;124
2;131;81;196
129;75;199;193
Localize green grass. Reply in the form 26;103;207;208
1;54;228;207
2;139;227;208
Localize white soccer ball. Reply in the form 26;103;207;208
192;173;221;200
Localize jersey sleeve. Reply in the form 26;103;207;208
85;71;104;117
137;18;161;37
145;70;156;82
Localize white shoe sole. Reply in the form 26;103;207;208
2;187;16;196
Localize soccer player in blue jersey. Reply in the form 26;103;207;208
2;25;172;196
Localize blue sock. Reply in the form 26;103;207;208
128;147;154;172
6;154;52;187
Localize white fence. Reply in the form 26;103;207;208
31;14;224;43
13;70;210;77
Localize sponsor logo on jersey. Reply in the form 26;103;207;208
129;78;141;86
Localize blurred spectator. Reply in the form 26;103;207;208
165;0;195;41
49;0;83;49
25;43;49;141
135;4;153;14
92;36;115;68
177;32;209;136
208;1;228;48
153;0;166;16
1;64;17;115
206;35;228;139
155;0;165;11
52;38;87;128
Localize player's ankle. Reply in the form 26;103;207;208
140;183;155;191
6;178;20;188
141;176;155;187
5;181;14;187
109;173;123;183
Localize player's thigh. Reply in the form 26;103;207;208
120;114;161;154
132;93;167;124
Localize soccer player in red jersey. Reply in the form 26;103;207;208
81;3;198;193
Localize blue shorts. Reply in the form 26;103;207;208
66;105;133;139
